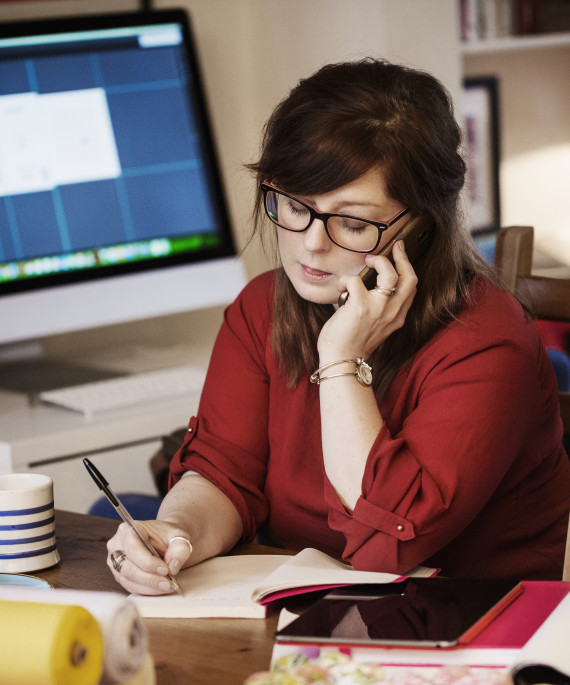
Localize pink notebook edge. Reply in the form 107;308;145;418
259;572;439;605
468;580;570;648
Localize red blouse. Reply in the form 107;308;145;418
170;271;570;580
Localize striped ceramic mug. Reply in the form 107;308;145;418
0;473;60;573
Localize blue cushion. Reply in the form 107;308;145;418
88;494;162;520
548;348;570;392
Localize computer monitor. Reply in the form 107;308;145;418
0;9;245;387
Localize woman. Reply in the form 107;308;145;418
107;59;570;594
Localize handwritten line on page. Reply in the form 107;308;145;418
130;547;436;619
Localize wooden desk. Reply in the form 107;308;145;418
36;510;286;685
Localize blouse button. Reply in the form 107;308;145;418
397;524;404;532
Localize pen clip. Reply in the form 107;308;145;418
83;458;120;506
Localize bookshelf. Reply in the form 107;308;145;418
459;0;570;266
459;0;570;46
461;31;570;54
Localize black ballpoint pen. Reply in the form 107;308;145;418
83;457;184;595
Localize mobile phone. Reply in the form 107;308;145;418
275;577;523;649
338;215;433;306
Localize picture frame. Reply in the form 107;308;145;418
462;76;501;236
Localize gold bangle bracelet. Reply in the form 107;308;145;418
310;359;357;384
312;371;359;384
310;357;372;387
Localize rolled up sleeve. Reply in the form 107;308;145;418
169;275;275;541
323;320;555;573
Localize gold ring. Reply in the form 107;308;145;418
169;536;193;555
110;549;127;573
375;285;397;296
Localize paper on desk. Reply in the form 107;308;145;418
252;547;436;604
130;548;436;620
511;592;570;682
132;554;291;618
277;608;301;630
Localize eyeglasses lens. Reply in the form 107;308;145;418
265;188;380;252
327;216;379;252
265;190;310;230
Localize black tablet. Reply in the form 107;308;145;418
275;577;522;649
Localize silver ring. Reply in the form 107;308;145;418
375;285;397;296
169;536;193;555
110;549;127;573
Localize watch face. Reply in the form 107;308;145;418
358;362;372;386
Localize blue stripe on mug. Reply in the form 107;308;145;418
0;532;54;545
0;543;57;560
0;515;55;531
0;501;54;517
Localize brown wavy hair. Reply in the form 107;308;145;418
247;58;496;398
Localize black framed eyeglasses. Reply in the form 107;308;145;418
261;181;409;254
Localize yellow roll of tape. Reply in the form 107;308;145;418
0;601;103;685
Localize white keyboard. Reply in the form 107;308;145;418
38;364;206;418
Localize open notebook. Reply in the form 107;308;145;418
130;547;436;619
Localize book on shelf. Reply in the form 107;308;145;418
130;547;436;619
459;0;570;43
271;581;570;671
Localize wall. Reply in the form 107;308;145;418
464;45;570;265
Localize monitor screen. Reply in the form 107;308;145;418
0;9;244;355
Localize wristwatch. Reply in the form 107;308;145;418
354;357;373;386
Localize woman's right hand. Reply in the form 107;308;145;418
319;240;418;363
106;519;194;595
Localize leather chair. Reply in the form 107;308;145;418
493;225;570;580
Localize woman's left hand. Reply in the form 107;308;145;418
318;239;418;362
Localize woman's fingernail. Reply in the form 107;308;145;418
156;565;169;576
169;559;180;574
159;581;172;592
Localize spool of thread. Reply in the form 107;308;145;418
0;588;148;683
0;600;103;685
123;653;156;685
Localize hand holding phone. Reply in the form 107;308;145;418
338;216;433;306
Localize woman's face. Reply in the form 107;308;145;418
276;167;408;305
